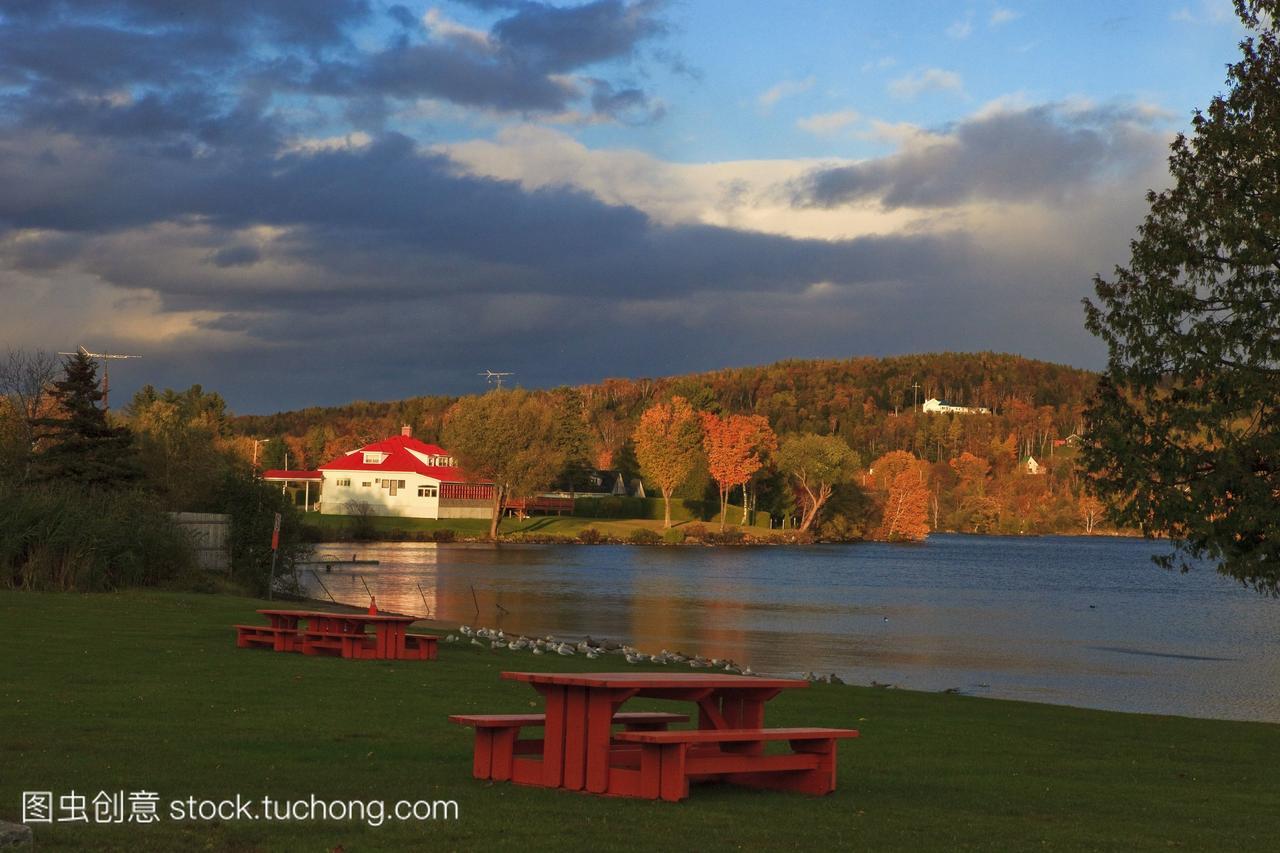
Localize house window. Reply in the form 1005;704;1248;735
363;452;384;464
335;478;351;487
418;485;438;498
361;481;371;487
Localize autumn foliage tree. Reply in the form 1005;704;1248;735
1079;493;1106;535
700;412;777;530
777;433;860;532
869;450;930;541
633;396;703;528
441;389;565;540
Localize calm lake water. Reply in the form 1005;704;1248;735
298;535;1279;723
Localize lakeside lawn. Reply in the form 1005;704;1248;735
2;590;1278;851
298;510;772;541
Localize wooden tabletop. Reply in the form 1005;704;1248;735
501;672;807;690
257;609;417;623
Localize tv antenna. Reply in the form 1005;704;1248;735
478;370;513;389
57;345;142;410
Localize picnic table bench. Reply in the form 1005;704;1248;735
233;623;297;652
453;672;859;801
235;610;438;661
612;727;859;801
450;711;690;782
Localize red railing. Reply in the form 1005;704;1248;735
440;483;496;501
504;496;575;515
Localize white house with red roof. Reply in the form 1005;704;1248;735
267;427;495;519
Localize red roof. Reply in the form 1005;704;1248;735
261;469;323;481
317;434;486;484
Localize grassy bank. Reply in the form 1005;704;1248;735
299;509;774;543
2;590;1277;851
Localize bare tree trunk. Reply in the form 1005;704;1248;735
662;487;672;529
797;481;824;532
885;492;906;540
489;485;504;541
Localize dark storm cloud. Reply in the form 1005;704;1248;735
300;1;672;117
0;23;237;89
0;126;971;310
1;0;673;134
386;4;418;29
208;245;262;268
304;39;581;112
491;0;667;72
2;0;371;49
14;89;220;140
0;3;1143;412
791;103;1165;209
589;80;665;124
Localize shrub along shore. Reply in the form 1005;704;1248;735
299;510;793;546
2;589;1277;851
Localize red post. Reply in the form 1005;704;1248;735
267;512;282;601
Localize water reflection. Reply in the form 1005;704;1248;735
297;536;1280;723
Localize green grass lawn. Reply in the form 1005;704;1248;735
300;511;768;540
2;590;1277;851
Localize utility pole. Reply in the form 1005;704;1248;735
252;438;271;470
911;381;921;411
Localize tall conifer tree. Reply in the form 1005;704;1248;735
32;352;139;487
1083;0;1280;593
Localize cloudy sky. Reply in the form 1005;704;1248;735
0;0;1250;412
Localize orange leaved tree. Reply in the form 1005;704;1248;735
869;450;930;541
633;396;704;528
700;412;777;530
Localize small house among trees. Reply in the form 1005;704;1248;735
265;426;495;520
922;398;990;415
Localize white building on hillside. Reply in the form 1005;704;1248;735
274;427;496;520
922;398;991;415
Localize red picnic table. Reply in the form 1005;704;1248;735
236;609;437;660
451;672;859;801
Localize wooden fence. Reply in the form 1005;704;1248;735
170;512;231;572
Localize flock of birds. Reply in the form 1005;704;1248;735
444;625;854;684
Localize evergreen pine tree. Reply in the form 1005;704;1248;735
1083;0;1280;593
32;352;140;488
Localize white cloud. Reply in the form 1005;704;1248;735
796;109;860;137
1171;0;1235;24
990;8;1022;26
861;56;897;73
0;255;241;355
862;119;941;148
947;17;974;39
757;76;815;112
888;68;964;100
437;124;915;240
422;7;493;51
284;132;373;154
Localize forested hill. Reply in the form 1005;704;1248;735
231;352;1098;473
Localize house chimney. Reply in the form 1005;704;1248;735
401;424;411;437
